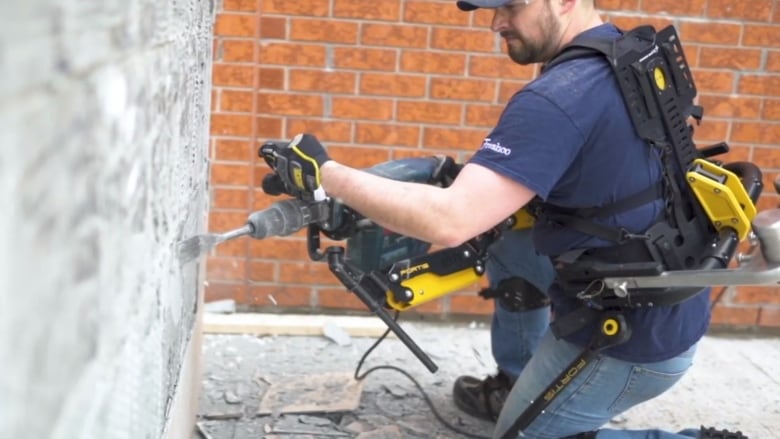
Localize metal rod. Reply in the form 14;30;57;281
604;253;780;290
220;224;253;242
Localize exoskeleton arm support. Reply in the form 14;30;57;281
325;246;440;373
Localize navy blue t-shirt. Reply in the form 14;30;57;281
468;24;710;362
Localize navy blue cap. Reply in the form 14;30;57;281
456;0;512;11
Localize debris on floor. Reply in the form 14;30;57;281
204;299;237;314
258;372;363;415
194;320;780;439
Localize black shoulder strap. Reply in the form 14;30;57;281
531;26;667;243
532;24;716;255
530;181;663;243
542;39;612;73
542;25;658;72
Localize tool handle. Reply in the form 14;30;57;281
326;247;439;373
246;199;328;239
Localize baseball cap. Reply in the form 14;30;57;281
456;0;512;11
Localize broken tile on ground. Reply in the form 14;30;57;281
258;372;364;415
355;425;403;439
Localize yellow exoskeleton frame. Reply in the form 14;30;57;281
383;162;758;311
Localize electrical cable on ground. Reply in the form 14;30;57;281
352;311;491;439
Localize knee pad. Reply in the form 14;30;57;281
478;277;550;312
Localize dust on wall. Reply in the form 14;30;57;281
0;1;214;438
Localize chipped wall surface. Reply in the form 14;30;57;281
0;1;213;438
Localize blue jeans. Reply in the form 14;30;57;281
486;229;702;439
486;229;555;381
495;331;698;439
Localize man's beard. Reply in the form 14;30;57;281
504;8;562;65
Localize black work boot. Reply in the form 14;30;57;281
699;426;749;439
452;370;513;422
561;433;597;439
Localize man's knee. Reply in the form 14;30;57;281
479;277;550;312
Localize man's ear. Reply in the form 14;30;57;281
558;0;576;15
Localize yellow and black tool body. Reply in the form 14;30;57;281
379;209;534;311
383;232;495;311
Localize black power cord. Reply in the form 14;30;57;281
352;311;491;439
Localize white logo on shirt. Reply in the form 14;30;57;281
480;138;511;156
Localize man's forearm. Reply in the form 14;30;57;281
320;161;473;247
320;160;535;247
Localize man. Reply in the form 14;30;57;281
454;228;556;422
263;1;739;437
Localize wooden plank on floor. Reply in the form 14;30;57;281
202;312;395;338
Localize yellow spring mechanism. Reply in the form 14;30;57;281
687;159;757;241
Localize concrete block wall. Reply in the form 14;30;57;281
0;1;213;438
207;0;780;329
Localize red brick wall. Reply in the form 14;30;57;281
207;0;780;329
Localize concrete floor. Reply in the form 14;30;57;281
194;316;780;438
